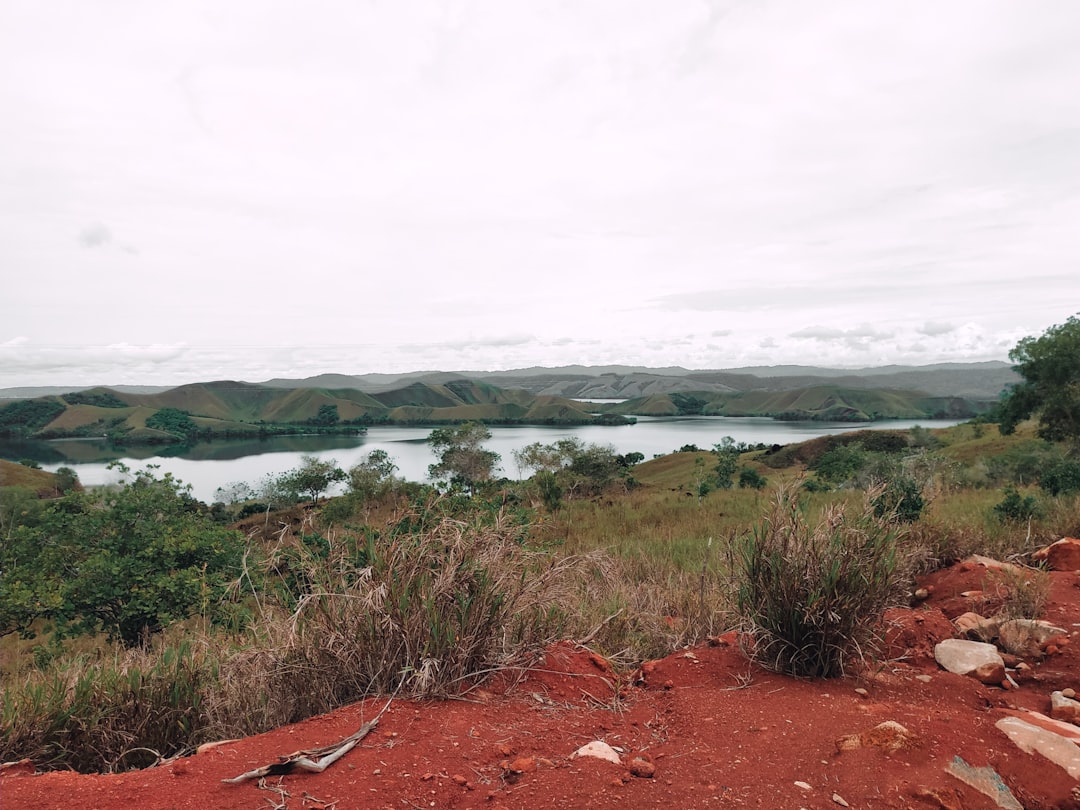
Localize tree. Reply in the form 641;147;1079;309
347;449;399;500
997;314;1080;446
714;438;740;489
427;423;500;492
279;455;346;504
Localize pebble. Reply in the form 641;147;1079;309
832;794;850;807
629;757;655;778
854;688;868;697
794;781;812;790
1065;688;1076;699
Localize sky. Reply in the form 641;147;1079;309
2;1;1079;388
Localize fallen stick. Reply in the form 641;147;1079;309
223;694;395;784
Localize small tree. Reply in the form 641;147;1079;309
347;449;399;501
427;423;500;492
738;466;767;491
714;438;740;489
279;455;346;504
997;314;1080;447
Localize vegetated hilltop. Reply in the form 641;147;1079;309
602;385;990;421
0;379;626;445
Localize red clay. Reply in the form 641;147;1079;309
5;564;1080;809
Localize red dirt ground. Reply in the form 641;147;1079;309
4;562;1079;809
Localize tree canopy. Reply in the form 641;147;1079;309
997;314;1080;446
427;422;500;491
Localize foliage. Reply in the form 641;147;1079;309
18;458;41;469
427;422;500;492
345;449;399;501
872;476;925;523
144;407;198;441
713;438;740;489
278;455;346;504
737;466;767;490
988;566;1051;621
307;404;339;426
514;438;637;499
992;487;1042;524
1039;457;1080;496
810;443;868;485
997;314;1080;445
0;398;65;437
62;390;128;408
0;466;245;645
732;485;907;678
535;469;563;511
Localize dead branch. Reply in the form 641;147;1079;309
222;693;395;785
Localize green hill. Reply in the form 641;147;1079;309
0;380;631;446
605;385;991;422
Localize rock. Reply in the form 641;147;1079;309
1065;688;1076;699
997;619;1069;658
195;739;240;754
794;780;812;790
628;757;655;778
571;741;622;765
934;639;1006;684
835;734;862;752
953;612;1000;642
1051;691;1080;724
996;715;1080;779
451;774;469;786
1032;537;1080;571
914;587;930;601
945;756;1023;810
507;757;536;774
832;793;850;807
861;720;919;753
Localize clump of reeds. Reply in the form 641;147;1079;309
731;484;911;678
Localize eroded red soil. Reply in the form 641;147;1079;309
5;562;1079;809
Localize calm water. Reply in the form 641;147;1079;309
4;416;968;503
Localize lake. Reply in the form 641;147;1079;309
8;416;967;503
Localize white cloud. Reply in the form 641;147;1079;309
1;1;1078;386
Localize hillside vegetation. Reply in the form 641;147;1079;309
0;380;630;446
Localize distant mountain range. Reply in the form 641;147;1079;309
0;361;1011;448
255;361;1017;401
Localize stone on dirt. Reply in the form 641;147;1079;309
1051;691;1080;724
995;715;1080;779
997;619;1069;658
1032;537;1080;571
861;720;919;753
933;639;1006;684
952;612;1000;642
945;756;1023;810
628;756;655;778
571;741;622;765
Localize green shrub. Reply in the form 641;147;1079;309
732;485;907;678
1040;458;1080;496
872;476;925;523
992;487;1042;524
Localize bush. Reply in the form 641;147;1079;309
872;476;925;523
1040;458;1080;496
992;487;1042;524
732;485;907;678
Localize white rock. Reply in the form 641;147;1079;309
1051;691;1080;724
571;740;622;765
995;716;1080;779
934;639;1005;684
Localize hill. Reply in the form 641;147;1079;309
0;380;624;445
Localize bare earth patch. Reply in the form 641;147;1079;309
5;563;1079;809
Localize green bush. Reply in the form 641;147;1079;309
732;485;906;678
872;476;925;523
992;487;1042;524
1040;458;1080;496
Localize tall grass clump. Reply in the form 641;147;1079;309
732;484;910;678
0;641;210;772
210;498;584;734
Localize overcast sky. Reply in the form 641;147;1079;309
2;1;1078;388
